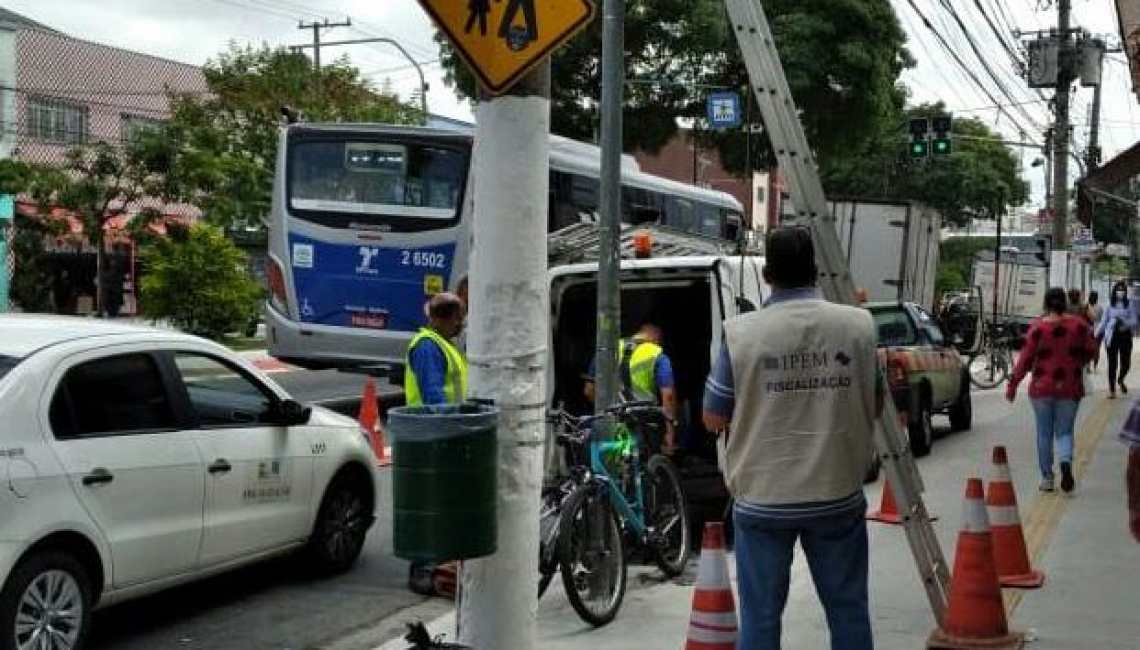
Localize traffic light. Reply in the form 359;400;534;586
932;115;952;156
908;118;929;159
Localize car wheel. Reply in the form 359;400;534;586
0;550;93;650
308;476;371;575
908;392;934;458
949;374;973;432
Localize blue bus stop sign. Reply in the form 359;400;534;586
707;92;742;130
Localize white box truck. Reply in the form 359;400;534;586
829;199;941;311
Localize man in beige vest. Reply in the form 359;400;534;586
702;226;879;649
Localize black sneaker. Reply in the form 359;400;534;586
1060;461;1074;494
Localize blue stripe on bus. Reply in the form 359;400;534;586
287;234;457;333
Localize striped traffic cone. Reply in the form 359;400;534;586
927;478;1025;649
684;522;737;650
357;377;390;466
986;446;1044;588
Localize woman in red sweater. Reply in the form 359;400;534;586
1006;287;1098;495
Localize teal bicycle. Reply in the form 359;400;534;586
539;401;690;626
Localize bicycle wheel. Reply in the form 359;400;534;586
557;482;627;626
643;455;691;577
967;346;1009;389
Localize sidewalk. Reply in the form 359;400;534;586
377;355;1140;649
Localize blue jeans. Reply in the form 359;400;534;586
733;508;872;650
1030;398;1078;480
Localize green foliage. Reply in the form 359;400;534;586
821;103;1029;226
936;236;996;297
8;215;58;313
139;224;261;340
438;0;911;165
1093;256;1128;280
161;45;423;232
0;140;174;315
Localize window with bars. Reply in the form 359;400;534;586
120;114;165;143
27;97;88;144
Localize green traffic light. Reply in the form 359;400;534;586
910;140;928;158
933;138;952;155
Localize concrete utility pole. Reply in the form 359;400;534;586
593;0;625;415
298;18;352;71
1052;0;1073;249
457;62;551;650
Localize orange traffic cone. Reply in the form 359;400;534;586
868;479;904;524
357;377;390;466
986;446;1044;589
868;479;938;524
684;522;737;650
927;478;1025;650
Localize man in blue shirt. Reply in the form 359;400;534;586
405;292;467;406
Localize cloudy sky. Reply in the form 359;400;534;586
5;0;1137;211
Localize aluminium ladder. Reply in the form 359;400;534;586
724;0;951;624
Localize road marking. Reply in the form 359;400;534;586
1003;395;1115;614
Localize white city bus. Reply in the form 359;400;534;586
265;123;745;370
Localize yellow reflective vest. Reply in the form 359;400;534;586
404;328;467;406
621;338;663;403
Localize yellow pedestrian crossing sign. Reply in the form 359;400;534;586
418;0;596;95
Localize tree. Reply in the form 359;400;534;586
821;103;1030;226
139;223;262;340
162;45;423;232
0;134;176;315
438;0;911;165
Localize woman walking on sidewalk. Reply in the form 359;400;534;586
1095;281;1137;399
1007;288;1098;495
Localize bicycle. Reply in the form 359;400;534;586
967;321;1017;389
538;401;691;626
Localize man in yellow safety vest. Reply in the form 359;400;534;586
404;292;467;406
584;323;679;454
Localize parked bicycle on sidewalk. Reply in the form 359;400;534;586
967;320;1019;389
539;401;691;626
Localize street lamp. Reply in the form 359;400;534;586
291;36;430;117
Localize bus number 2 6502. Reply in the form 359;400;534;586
401;251;447;269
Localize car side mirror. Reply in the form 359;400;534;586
274;399;312;426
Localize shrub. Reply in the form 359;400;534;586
139;224;261;340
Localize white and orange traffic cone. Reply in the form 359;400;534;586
927;478;1025;650
868;479;905;524
986;446;1044;589
357;377;390;466
684;522;737;650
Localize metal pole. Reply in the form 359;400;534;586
993;196;1003;325
594;0;625;415
1044;128;1053;209
457;62;551;650
289;36;430;117
1052;0;1073;249
1086;49;1105;173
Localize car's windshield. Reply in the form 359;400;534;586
871;308;918;347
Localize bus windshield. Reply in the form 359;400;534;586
288;140;467;225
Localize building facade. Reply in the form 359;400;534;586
0;13;206;166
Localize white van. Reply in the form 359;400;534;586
547;254;769;527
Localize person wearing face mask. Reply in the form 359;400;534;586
1095;282;1137;399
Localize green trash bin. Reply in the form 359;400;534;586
390;402;498;563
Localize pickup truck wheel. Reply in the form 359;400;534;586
908;394;934;457
949;376;973;432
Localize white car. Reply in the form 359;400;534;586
0;316;381;650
